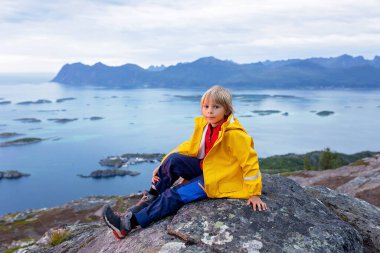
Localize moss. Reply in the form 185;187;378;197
50;230;71;246
14;217;36;226
2;247;21;253
351;159;369;166
279;171;303;177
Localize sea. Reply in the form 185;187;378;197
1;74;379;215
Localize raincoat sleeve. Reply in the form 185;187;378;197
229;130;262;196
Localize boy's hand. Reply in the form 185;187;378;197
247;195;268;211
151;165;160;184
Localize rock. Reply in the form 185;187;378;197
304;186;380;253
167;175;362;252
0;101;11;105
0;196;118;251
288;154;380;207
316;110;334;116
0;170;30;179
31;175;363;253
78;169;141;178
13;212;29;221
34;217;213;253
3;238;35;253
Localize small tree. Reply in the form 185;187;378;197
304;155;312;170
319;147;345;170
319;148;334;170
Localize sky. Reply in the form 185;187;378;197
1;0;380;73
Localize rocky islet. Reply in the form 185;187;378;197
0;170;30;179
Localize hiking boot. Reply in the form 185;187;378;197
127;192;158;214
102;205;133;239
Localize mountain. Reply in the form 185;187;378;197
51;55;380;89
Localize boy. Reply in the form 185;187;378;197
103;85;267;239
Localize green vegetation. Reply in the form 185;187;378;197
14;217;36;226
259;149;377;174
319;148;345;170
50;230;71;246
351;159;369;166
3;247;22;253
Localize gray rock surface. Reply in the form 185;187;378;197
167;175;362;252
305;186;380;253
21;175;364;253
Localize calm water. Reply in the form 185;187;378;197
0;80;379;215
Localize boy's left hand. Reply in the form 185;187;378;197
247;195;268;211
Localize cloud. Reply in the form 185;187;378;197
0;0;379;73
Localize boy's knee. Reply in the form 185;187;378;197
165;153;182;164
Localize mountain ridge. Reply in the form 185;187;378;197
51;54;380;89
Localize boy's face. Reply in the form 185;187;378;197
202;99;227;127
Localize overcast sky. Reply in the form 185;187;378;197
1;0;379;73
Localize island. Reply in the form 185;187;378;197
0;138;42;147
56;97;76;103
99;153;164;168
78;169;140;178
0;132;23;138
16;99;52;105
14;118;42;123
316;110;334;116
252;110;282;116
48;118;78;124
0;170;30;179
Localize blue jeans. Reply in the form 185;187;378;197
135;153;207;228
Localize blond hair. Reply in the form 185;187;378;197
200;85;234;115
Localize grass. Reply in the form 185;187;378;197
50;230;71;246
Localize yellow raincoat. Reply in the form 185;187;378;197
161;114;262;199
